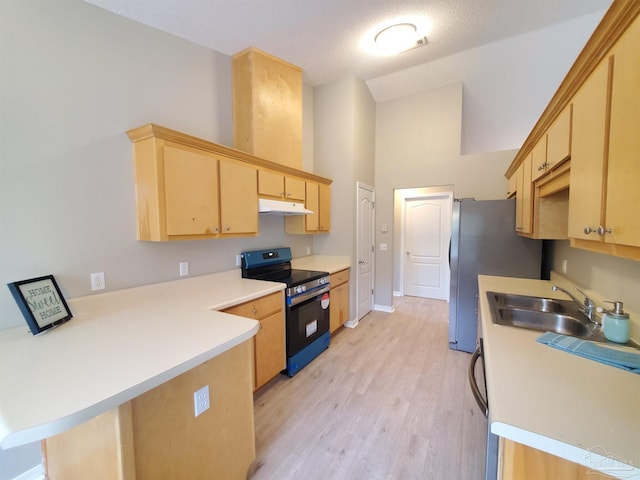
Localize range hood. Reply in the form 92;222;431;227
258;198;313;215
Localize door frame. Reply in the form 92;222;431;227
396;189;453;299
350;181;375;327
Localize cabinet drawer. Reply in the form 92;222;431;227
223;291;282;319
330;269;349;287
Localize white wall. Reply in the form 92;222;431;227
312;75;376;320
367;11;607;155
0;0;315;332
373;82;517;307
0;1;313;475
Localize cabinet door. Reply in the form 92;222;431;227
329;281;349;333
531;136;548;182
546;105;572;171
254;311;285;389
258;170;284;197
515;155;533;234
164;145;219;236
605;17;640;247
219;160;258;234
568;58;611;240
318;184;331;232
305;182;320;232
507;174;517;198
284;177;305;201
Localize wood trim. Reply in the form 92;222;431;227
232;46;302;72
537;160;570;197
127;123;331;185
570;238;640;261
505;2;640;178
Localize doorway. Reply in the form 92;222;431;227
352;182;375;327
398;190;452;301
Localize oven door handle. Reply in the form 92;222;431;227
468;341;489;418
288;284;331;307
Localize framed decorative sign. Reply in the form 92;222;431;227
8;275;73;335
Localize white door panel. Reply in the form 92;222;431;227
356;184;374;322
403;195;451;300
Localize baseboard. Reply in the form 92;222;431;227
393;291;402;297
344;318;358;328
374;304;395;313
12;464;44;480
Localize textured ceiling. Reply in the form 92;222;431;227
86;0;611;87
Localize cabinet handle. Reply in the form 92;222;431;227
225;226;230;232
584;226;596;235
258;321;263;330
597;226;613;235
252;307;257;314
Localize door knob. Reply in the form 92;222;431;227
358;260;364;264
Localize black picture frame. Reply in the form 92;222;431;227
7;275;73;335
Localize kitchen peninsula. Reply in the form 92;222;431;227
0;270;284;479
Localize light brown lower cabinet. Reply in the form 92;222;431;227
222;291;285;391
499;438;615;480
329;269;350;333
43;340;255;480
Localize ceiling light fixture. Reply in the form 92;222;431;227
374;22;427;55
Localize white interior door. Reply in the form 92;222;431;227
403;195;451;300
356;183;374;321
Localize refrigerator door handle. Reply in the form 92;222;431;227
468;340;489;418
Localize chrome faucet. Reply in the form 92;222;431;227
552;285;599;325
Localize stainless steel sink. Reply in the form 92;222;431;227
486;291;640;349
492;307;592;337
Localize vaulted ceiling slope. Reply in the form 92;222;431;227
87;0;611;88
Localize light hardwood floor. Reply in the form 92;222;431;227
248;296;487;480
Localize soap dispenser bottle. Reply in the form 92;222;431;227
602;301;630;343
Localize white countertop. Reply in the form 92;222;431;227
0;269;284;449
478;275;640;478
291;255;351;274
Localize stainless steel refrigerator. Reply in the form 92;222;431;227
448;198;542;353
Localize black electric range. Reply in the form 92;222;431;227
241;247;330;376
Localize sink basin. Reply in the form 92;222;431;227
492;307;592;337
487;292;579;314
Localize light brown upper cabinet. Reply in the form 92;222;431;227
569;15;640;258
163;144;220;237
219;160;259;235
568;58;611;241
233;47;303;170
603;16;640;249
530;136;548;182
515;155;533;235
505;3;640;259
546;105;572;171
128;124;259;241
128;124;332;241
257;170;305;201
285;182;331;234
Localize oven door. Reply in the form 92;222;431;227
286;285;330;356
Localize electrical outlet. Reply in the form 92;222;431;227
306;246;311;255
236;254;242;267
179;261;189;276
90;272;105;291
562;259;568;274
379;243;388;251
194;385;210;417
